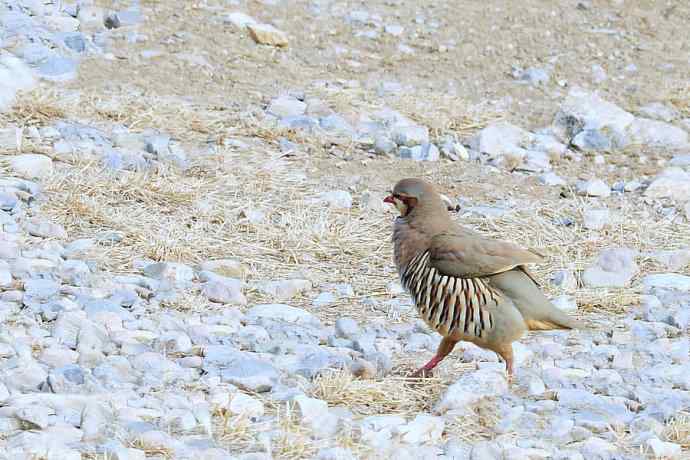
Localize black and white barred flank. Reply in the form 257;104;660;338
400;251;498;338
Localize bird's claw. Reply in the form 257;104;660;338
409;367;434;379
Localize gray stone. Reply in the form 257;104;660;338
335;318;360;339
61;33;87;53
320;114;353;135
552;87;634;148
515;67;550;85
38;57;78;82
24;278;60;301
374;135;397;155
576;179;610;197
391;125;429;147
216;356;279;392
571;129;612;151
582;248;638;288
399;143;440;162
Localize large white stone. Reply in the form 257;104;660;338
552;87;634;146
644;168;690;202
0;54;36;113
469;121;532;159
434;368;508;414
8;154;53;179
628;117;689;149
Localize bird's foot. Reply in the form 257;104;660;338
409;367;434;379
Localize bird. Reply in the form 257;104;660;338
383;178;581;381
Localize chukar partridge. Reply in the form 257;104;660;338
384;178;580;380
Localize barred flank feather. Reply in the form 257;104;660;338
401;251;497;338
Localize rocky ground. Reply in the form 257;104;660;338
1;0;690;459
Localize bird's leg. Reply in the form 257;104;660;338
496;345;514;384
410;337;458;378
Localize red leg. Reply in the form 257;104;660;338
410;337;458;378
496;345;514;385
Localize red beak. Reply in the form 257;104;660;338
383;195;395;204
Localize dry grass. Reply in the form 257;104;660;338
309;369;446;416
665;412;690;450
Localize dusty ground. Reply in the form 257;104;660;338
4;0;690;458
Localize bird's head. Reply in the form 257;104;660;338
384;178;457;217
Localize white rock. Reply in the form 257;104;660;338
435;369;508;414
582;248;638;288
143;262;194;289
229;393;264;418
396;414;445;444
313;292;337;307
104;445;146;460
469;121;531;159
646;438;681;459
294;395;339;438
255;279;312;300
24;219;68;239
246;304;318;325
628;118;688;149
644;168;690;201
550;270;578;291
583;208;610;230
314;190;353;209
552;87;634;147
643;274;690;292
8;154;53;179
248;23;289;47
224;12;258;28
576;179;610;197
539;172;566;186
391;124;430;147
0;54;36;113
639;102;679;122
201;276;246;305
648;249;690;271
39;346;79;368
267;95;306;118
0;127;20;151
